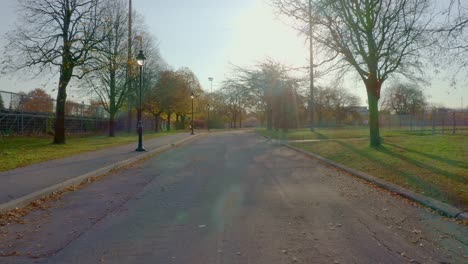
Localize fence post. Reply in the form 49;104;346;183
452;111;456;134
20;95;24;134
95;108;99;132
464;109;467;134
420;112;423;133
442;111;445;134
432;109;435;135
81;102;84;133
410;115;413;131
388;114;391;131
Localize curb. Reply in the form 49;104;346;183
0;133;204;213
259;134;467;221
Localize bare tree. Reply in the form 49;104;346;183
84;5;164;137
434;1;468;79
442;0;468;40
314;86;335;125
332;88;360;124
382;83;426;115
314;86;360;125
220;80;254;129
3;0;105;144
86;0;128;137
275;0;431;146
227;60;303;131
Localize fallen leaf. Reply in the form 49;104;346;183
0;251;20;257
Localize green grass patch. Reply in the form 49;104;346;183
258;127;466;140
290;134;468;210
0;131;182;172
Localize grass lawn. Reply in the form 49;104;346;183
290;134;468;210
258;127;467;140
0;131;182;172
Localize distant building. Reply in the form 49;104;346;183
352;106;369;116
243;117;259;127
349;106;369;125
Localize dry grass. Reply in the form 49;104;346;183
291;134;468;210
0;131;180;171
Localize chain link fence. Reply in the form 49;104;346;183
0;90;157;135
380;109;467;135
1;89;466;135
0;90;106;135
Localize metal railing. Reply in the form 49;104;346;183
0;90;110;135
0;90;171;135
379;109;467;134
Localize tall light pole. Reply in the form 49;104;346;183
135;50;146;152
208;77;213;131
309;0;315;131
126;0;133;133
191;92;195;135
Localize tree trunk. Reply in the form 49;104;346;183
266;104;273;130
233;113;237;128
108;114;116;137
181;115;186;128
366;80;381;147
167;112;171;131
239;112;242;128
155;114;160;132
109;67;117;137
53;67;73;144
127;109;132;133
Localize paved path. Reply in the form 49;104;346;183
0;131;466;263
284;138;368;143
0;133;191;205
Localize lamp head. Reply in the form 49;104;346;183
136;50;146;66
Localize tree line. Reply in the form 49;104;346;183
1;0;467;146
0;0;204;141
271;0;468;146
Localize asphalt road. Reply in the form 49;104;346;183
0;131;466;264
0;133;191;205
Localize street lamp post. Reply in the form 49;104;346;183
191;92;195;135
308;0;315;132
126;0;133;133
135;50;146;152
208;77;213;131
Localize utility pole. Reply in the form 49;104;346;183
462;96;465;130
208;77;213;131
452;111;456;134
191;92;195;135
126;0;133;133
309;0;315;131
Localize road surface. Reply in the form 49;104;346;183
0;131;466;263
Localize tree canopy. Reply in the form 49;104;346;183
275;0;431;146
3;0;107;143
381;83;426;115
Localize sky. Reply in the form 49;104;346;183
0;0;466;108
